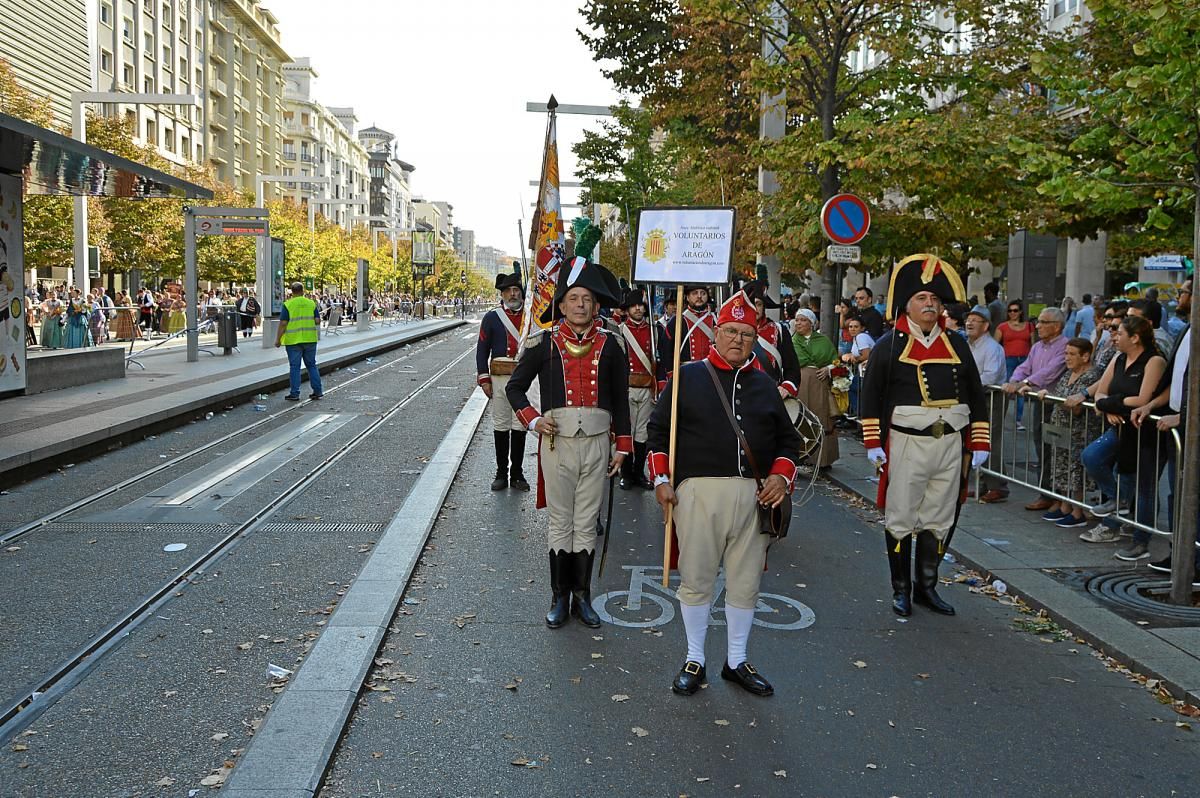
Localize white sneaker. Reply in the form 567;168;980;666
1079;523;1120;544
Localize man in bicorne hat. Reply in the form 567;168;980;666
860;254;990;618
743;279;802;399
616;287;663;490
476;264;530;491
506;257;632;629
648;288;801;698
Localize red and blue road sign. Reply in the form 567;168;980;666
820;193;871;245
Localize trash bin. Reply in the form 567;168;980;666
217;307;239;353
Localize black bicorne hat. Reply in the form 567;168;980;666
885;253;966;322
742;279;780;309
539;257;622;325
495;262;524;295
620;287;648;310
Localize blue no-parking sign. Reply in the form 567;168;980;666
820;194;871;245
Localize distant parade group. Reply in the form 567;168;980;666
475;252;988;698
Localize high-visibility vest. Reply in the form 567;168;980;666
281;295;319;345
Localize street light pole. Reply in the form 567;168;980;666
71;92;200;293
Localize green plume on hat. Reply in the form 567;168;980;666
571;217;602;263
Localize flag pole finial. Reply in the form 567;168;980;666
547;94;558;111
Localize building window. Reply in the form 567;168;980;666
144;32;153;52
165;128;175;153
123;18;133;42
123;63;134;86
101;50;113;73
144;76;154;93
146;119;157;145
1052;0;1079;16
101;3;112;24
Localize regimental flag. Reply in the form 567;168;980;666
527;95;565;331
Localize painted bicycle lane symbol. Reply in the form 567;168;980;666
592;565;816;630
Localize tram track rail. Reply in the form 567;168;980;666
0;329;463;548
0;344;475;745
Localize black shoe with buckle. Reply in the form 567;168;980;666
721;661;774;696
510;473;530;492
671;660;706;695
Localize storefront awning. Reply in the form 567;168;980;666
0;111;213;199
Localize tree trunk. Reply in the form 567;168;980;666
1169;172;1200;604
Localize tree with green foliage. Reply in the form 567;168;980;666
579;0;1058;330
1028;0;1200;266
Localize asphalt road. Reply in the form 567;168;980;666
0;326;481;796
3;323;1199;797
319;422;1199;798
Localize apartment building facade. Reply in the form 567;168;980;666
358;124;415;234
0;0;90;126
414;200;454;248
279;58;370;227
454;227;477;274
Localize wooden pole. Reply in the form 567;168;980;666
663;284;686;587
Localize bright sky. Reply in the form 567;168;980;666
277;0;624;261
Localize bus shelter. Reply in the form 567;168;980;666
0;111;212;397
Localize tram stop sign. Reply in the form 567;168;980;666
820;193;871;245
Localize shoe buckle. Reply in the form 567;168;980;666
743;663;757;675
684;661;701;675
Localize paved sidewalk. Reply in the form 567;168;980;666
0;317;466;483
827;434;1200;705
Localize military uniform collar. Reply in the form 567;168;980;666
706;348;756;372
897;314;944;348
556;323;597;343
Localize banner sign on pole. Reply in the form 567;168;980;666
0;174;26;394
632;207;736;285
412;230;436;277
270;237;286;317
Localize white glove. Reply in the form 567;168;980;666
867;447;887;466
971;451;989;469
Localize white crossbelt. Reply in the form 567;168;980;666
620;323;654;376
680;309;714;347
496;309;522;348
756;324;782;367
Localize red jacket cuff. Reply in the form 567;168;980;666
769;457;797;492
648;450;670;481
861;418;882;450
781;381;798;397
516;406;541;428
615;435;634;455
477;374;492;385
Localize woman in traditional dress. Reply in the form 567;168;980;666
165;293;187;334
40;291;64;349
111;290;140;340
791;308;840;469
64;291;92;348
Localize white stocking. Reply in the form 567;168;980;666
679;601;711;666
725;605;755;669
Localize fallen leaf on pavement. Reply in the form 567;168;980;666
774;770;787;778
632;727;649;737
611;694;630;703
853;660;867;669
210;732;229;742
714;719;730;726
237;642;253;651
153;777;175;787
866;763;878;770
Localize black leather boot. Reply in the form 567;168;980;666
633;442;654;489
491;431;509;491
618;447;636;490
509;431;530;491
886;533;913;617
545;551;570;628
570;551;602;628
913;531;955;615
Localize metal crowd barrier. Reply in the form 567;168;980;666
978;385;1186;543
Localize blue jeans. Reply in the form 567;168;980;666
848;372;861;417
286;342;323;397
1081;427;1163;545
1005;355;1027;419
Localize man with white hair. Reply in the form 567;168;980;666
1002;306;1068;512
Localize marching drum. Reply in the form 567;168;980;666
783;397;824;462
